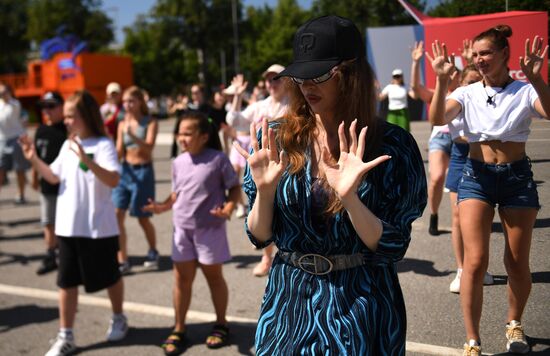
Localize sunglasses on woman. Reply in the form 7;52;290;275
291;67;337;85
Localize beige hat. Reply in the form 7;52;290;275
106;82;122;94
262;64;285;78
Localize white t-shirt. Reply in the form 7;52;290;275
0;98;24;140
381;84;408;110
448;81;541;143
226;95;288;132
50;136;121;238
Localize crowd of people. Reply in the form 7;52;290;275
0;14;548;356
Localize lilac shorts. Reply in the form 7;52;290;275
229;135;251;169
172;224;231;265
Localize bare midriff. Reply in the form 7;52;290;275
469;141;526;164
125;147;152;165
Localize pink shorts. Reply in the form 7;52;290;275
229;135;251;169
172;224;231;265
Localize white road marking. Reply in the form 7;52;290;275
0;282;476;355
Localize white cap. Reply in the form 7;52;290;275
106;82;121;94
262;64;285;78
392;68;403;76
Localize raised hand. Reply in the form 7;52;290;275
460;39;474;64
321;119;391;201
411;41;424;62
18;134;36;161
233;118;288;194
520;36;548;82
426;40;456;79
231;74;248;96
68;135;92;166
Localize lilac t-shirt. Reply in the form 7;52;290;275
172;148;239;229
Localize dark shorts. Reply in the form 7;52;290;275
57;236;121;293
445;142;469;193
457;157;540;210
0;137;31;171
112;162;155;217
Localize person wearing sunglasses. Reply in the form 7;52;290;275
378;68;411;132
235;15;426;355
32;91;68;275
225;64;289;277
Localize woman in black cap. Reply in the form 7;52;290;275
235;15;426;355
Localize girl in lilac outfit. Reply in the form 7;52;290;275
143;111;240;354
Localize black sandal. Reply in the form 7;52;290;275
161;331;186;355
206;324;229;349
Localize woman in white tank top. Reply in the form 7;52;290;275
427;26;550;355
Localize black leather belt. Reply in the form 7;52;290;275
124;162;152;169
277;251;365;275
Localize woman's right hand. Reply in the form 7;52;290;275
411;41;424;62
426;40;456;79
18;135;35;161
231;74;248;96
234;118;288;194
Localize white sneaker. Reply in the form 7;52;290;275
106;314;128;341
449;269;462;293
45;335;76;356
506;320;530;354
235;204;246;218
483;271;494;285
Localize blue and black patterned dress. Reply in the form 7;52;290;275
243;122;427;355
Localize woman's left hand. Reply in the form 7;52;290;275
520;36;548;82
321;119;391;202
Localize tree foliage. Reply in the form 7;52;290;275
26;0;114;52
0;0;30;74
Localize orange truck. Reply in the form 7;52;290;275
0;52;133;123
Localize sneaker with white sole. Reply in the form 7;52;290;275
462;339;481;356
143;249;159;269
450;269;462;293
45;335;77;356
450;269;495;293
119;260;131;275
506;320;529;354
106;314;128;341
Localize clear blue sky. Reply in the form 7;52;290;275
101;0;440;44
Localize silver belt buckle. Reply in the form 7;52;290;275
297;254;333;275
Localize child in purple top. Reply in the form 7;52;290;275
143;111;240;354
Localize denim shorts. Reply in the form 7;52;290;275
0;137;31;171
445;142;469;192
112;162;155;217
457;157;540;209
428;131;452;155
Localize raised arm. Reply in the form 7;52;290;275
69;137;119;188
521;36;550;119
19;135;60;185
409;41;435;103
426;41;462;125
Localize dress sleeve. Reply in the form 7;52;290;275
361;125;427;265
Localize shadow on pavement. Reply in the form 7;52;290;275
0;304;58;332
396;257;453;277
0;251;45;267
491;335;550;355
0;232;42;241
227;254;261;269
492;217;550;233
0;217;41;227
75;321;256;355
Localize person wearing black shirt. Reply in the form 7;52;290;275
33;91;67;275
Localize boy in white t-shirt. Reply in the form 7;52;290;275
20;90;128;356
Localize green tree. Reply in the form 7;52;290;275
0;0;30;74
26;0;114;52
310;0;426;36
240;0;310;83
428;0;550;37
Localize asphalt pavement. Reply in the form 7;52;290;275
0;118;548;356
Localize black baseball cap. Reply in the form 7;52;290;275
39;91;64;107
275;15;364;80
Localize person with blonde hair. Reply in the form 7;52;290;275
19;90;128;355
428;25;549;355
112;85;159;273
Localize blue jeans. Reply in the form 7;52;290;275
445;142;469;193
112;162;155;217
457;157;540;209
